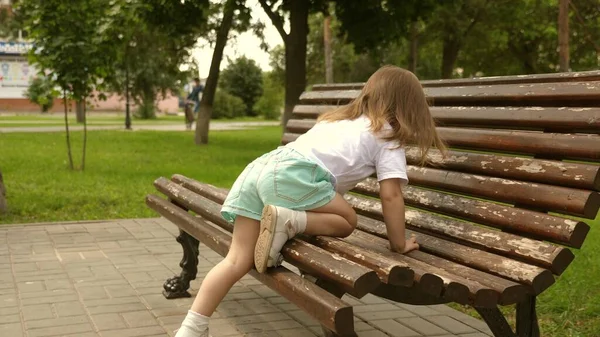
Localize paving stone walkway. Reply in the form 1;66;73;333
0;218;493;337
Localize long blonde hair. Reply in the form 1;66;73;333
318;65;447;165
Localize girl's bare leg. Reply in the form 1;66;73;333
175;216;259;337
255;193;357;273
305;193;357;237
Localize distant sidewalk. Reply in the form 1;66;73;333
0;121;280;133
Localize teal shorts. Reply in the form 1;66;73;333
221;147;336;223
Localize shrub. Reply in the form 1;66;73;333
212;90;246;119
24;76;59;113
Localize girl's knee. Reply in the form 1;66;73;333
225;253;254;276
340;209;357;237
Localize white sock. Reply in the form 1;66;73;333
174;310;209;337
293;210;307;235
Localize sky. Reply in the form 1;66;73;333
190;0;285;79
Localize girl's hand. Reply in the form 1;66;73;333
390;235;420;254
402;235;419;254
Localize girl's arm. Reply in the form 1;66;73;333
379;178;419;253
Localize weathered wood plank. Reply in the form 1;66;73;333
284;122;600;162
154;178;381;298
311;70;600;91
145;194;355;335
282;126;600;192
406;166;600;219
404;148;600;192
346;193;574;275
345;196;555;294
300;82;600;107
344;232;499;307
305;236;414;286
292;105;600;133
286;135;599;218
171;175;445;295
437;127;600;162
354;177;590;248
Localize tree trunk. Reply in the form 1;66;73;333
76;100;85;123
558;0;570;72
195;0;236;145
441;38;460;79
81;101;87;171
282;0;309;128
63;92;74;170
0;168;7;214
408;21;419;73
324;15;333;84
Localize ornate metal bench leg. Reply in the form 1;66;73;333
474;306;516;337
163;229;200;299
300;271;357;337
516;295;540;337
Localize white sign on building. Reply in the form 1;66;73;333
0;41;36;99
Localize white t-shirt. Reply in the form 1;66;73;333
286;115;408;194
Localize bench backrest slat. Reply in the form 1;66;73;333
293;105;600;133
311;70;600;91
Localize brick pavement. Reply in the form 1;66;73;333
0;218;493;337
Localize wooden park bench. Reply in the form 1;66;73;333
146;70;600;337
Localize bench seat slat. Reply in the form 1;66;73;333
306;236;414;286
169;176;476;298
293;105;600;133
349;207;555;295
311;70;600;90
169;176;449;295
300;82;600;107
169;176;540;304
145;194;355;335
171;175;559;292
285;121;600;161
346;194;574;275
345;230;524;307
154;177;380;298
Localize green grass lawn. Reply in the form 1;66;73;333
0;127;598;337
0;127;281;224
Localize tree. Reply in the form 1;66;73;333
558;0;570;71
104;0;209;125
258;0;312;128
195;0;252;145
219;56;263;116
19;0;113;170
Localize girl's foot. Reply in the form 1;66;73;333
254;205;306;273
174;311;209;337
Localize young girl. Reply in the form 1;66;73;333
174;65;446;337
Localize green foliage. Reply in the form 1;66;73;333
18;0;112;100
212;90;246;119
254;72;283;120
23;76;59;113
219;56;264;116
104;0;210;120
